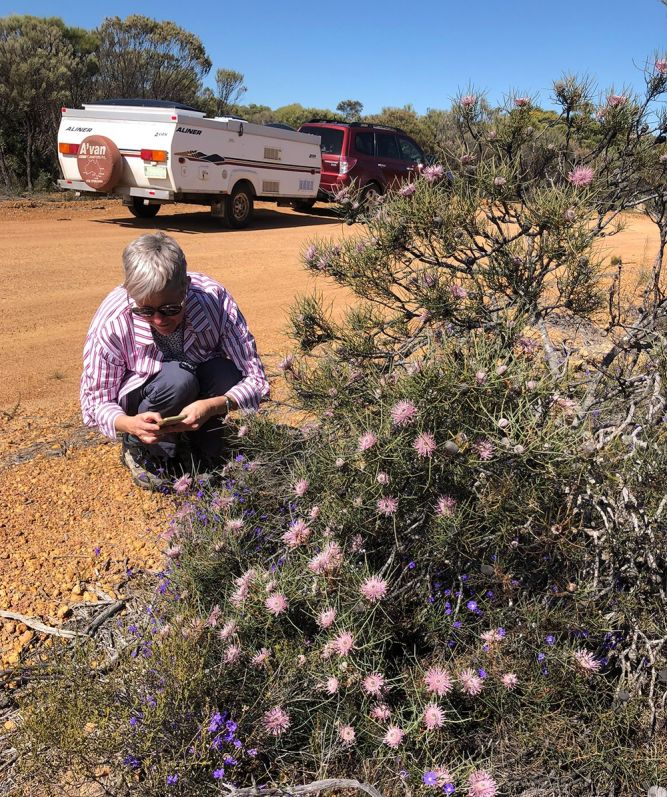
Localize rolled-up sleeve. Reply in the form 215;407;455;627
220;294;270;412
80;333;127;440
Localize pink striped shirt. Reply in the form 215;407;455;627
81;272;270;439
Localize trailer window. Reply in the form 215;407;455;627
301;126;344;155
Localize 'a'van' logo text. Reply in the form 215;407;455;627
79;142;107;156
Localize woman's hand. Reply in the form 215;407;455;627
122;412;163;444
172;399;214;431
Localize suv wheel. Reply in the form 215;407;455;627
362;182;383;205
291;199;316;212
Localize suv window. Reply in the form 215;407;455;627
300;126;344;155
398;136;423;163
354;132;374;156
376;133;400;159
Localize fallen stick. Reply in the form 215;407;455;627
84;599;127;638
222;778;386;797
0;610;82;639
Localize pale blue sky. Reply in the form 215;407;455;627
1;0;666;113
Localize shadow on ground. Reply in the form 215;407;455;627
94;206;341;234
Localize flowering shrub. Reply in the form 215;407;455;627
15;70;667;796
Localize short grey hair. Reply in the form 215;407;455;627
122;232;187;300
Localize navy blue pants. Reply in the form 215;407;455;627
126;358;242;463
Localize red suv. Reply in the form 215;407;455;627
297;121;425;206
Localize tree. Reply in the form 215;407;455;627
336;98;363;122
215;68;246;116
0;15;96;190
273;103;341;129
93;15;211;105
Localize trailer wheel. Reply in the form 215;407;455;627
225;183;254;229
128;198;161;219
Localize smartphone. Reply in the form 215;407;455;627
157;414;186;428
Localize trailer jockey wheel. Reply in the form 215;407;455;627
224;183;254;229
76;135;122;192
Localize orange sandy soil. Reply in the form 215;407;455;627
0;196;659;667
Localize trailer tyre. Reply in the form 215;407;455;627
76;135;122;192
128;198;161;219
224;183;254;229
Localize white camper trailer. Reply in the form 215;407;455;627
57;100;322;228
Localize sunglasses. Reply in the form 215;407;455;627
130;294;187;318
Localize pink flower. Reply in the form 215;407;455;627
468;770;497;797
451;284;468;299
423;702;445;729
172;474;193;494
205;605;221;627
362;673;385;695
358;431;378;452
568;166;594;187
237;425;248;438
304;244;317;263
263;706;291;736
474;439;494;461
481;628;504;645
278;354;294;372
399;183;416;197
475;370;487;384
656;59;667;75
391;400;418;426
219;620;236;640
317;608;337;628
224;644;241;664
331;631;355;656
459;668;484;696
422;164;445;183
265;593;288;615
293;479;309;497
383;724;405;748
282;519;311;547
514;97;530;107
338;724;356;745
574;649;602;673
226;518;244;534
360;576;388;603
165;545;182;559
325;676;340;694
501;672;518;690
377;496;398;516
376;471;390;484
424;666;453;696
309;505;321;519
607;94;627;108
251;647;271;667
460;94;477;108
413;432;436;458
308;541;343;574
436;496;457;516
370;703;391;722
334;457;345;468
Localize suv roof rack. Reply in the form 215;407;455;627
304;119;406;134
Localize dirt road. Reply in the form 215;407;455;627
0;197;660;665
0;197;352;665
0;197;350;413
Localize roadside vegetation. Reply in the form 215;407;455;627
6;60;667;797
